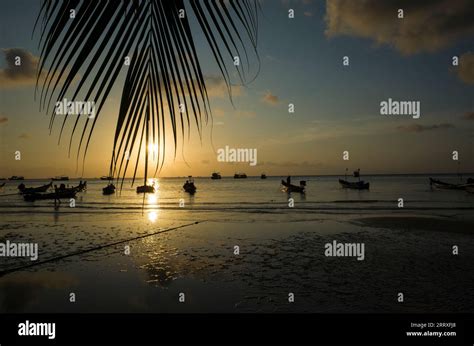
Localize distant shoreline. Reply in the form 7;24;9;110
2;172;473;180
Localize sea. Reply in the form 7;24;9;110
0;174;473;220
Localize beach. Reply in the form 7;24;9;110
0;175;473;313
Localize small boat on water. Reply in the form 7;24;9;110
52;176;69;181
261;173;267;179
281;178;306;193
8;176;24;180
183;177;196;194
18;182;52;194
75;181;87;192
429;178;473;190
23;189;77;201
339;179;370;190
211;172;222;180
234;173;247;179
102;183;116;195
54;181;87;193
339;169;370;190
102;169;115;193
137;185;155;193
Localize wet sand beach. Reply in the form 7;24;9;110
1;206;473;313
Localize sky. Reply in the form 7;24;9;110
0;0;473;179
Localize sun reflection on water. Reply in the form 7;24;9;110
148;211;158;223
147;194;157;205
147;177;159;189
144;178;159;222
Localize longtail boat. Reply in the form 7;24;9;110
18;182;52;194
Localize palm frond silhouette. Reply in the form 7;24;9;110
34;0;260;187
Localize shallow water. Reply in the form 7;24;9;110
1;175;473;218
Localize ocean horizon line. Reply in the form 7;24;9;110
2;172;473;180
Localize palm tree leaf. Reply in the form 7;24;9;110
35;0;260;186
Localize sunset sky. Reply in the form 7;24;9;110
1;0;473;178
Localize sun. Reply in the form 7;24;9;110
148;143;159;155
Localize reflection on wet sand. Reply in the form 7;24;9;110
0;272;78;312
1;174;473;313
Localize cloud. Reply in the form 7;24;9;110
396;123;454;133
0;117;8;124
262;117;385;146
454;52;474;84
212;107;254;118
18;133;30;139
0;48;40;88
235;110;256;118
325;0;474;55
261;91;279;105
163;75;242;101
462;112;474;120
213;108;226;117
204;75;242;98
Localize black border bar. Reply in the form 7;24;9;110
0;313;473;345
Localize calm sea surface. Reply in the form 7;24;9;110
1;175;473;219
